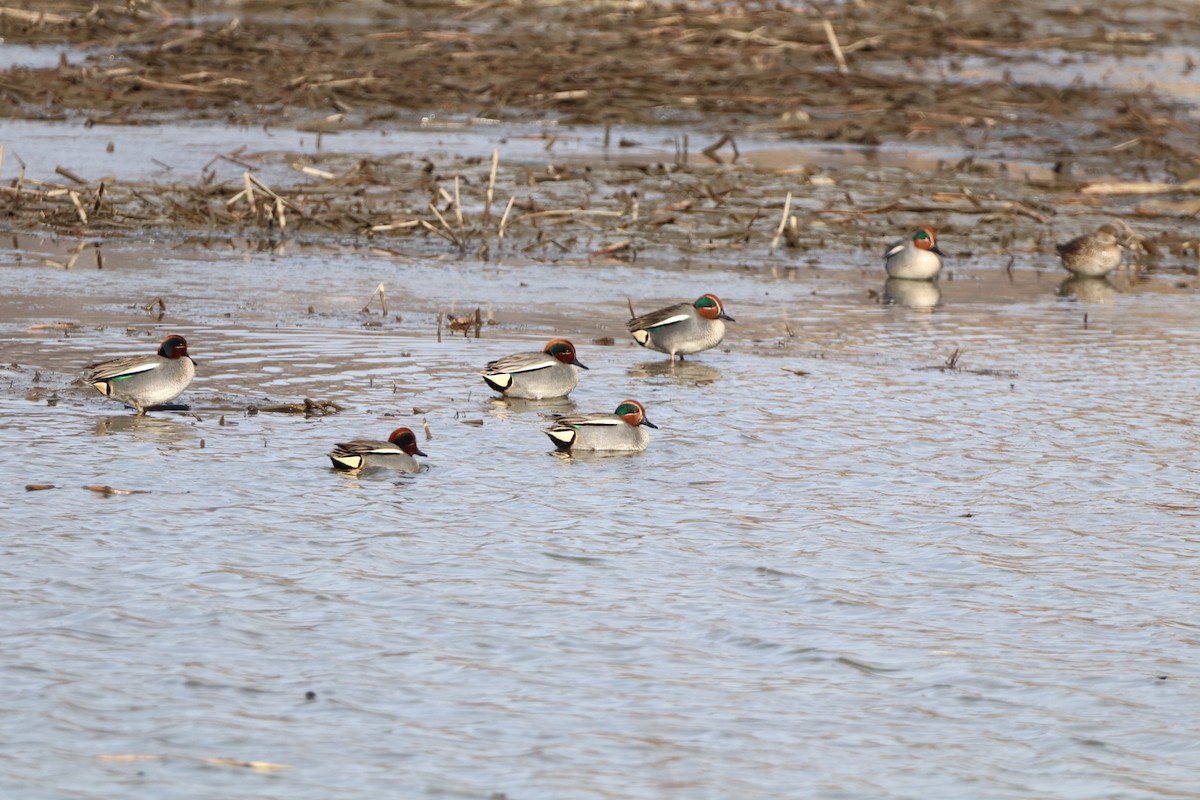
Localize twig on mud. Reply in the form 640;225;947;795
83;484;148;495
1081;179;1200;196
513;208;623;224
369;219;421;233
0;6;72;24
290;163;335;180
256;398;344;416
701;134;739;163
592;239;632;258
443;308;480;338
914;348;1019;377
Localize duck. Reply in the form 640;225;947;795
86;334;196;415
627;294;733;360
1056;224;1124;277
329;427;427;473
883;226;945;281
481;338;588;399
545;399;657;452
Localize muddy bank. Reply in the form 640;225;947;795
0;0;1198;274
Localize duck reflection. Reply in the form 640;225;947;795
1057;276;1119;304
548;448;645;462
94;413;194;442
882;277;941;309
488;396;577;417
628;359;721;386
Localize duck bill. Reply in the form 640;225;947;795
413;446;429;458
640;418;658;429
931;244;946;257
574;359;590;370
718;312;735;322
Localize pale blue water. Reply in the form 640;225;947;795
2;233;1199;799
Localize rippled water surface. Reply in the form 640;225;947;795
2;235;1199;800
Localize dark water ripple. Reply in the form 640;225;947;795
1;240;1199;799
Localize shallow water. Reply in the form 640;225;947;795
2;233;1199;799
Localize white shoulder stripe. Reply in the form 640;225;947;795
507;358;556;374
113;362;161;377
645;313;689;330
885;244;905;258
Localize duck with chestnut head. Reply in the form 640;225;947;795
482;338;588;399
328;427;428;473
86;334;196;415
627;294;733;361
545;399;658;453
884;226;945;281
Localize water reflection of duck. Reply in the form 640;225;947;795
883;277;941;309
628;359;721;385
1057;276;1119;304
94;414;195;442
489;396;577;417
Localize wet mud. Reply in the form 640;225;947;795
0;0;1197;275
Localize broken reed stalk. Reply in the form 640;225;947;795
362;282;387;315
419;219;457;245
822;19;849;75
627;297;636;319
56;165;87;185
436;309;443;342
243;172;257;214
65;241;85;268
484;148;499;222
769;191;793;255
428;202;462;248
69;191;88;224
453;175;464;238
498;195;516;239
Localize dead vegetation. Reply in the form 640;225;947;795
1;1;1199;270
